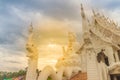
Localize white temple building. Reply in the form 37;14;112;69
25;4;120;80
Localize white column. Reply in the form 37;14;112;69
26;58;38;80
115;51;119;62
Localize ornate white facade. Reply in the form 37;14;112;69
25;4;120;80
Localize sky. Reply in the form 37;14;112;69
0;0;120;72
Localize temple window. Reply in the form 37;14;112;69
97;49;109;66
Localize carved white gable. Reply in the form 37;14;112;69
109;63;120;75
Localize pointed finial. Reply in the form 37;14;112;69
81;4;85;18
102;14;105;18
106;17;109;21
68;32;75;42
97;12;100;16
29;22;33;34
92;9;96;16
62;46;66;56
81;4;83;9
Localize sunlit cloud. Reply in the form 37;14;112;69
0;0;120;71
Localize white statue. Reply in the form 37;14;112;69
38;32;81;80
26;23;38;80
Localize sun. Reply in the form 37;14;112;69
48;43;57;48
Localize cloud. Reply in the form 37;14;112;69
89;0;120;10
0;0;83;71
0;0;83;21
0;47;27;71
0;0;120;71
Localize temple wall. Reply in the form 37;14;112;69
105;45;115;65
90;31;116;65
86;48;100;80
80;49;87;72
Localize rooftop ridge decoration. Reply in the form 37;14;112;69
93;11;120;35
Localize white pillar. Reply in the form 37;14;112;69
115;51;119;62
26;58;38;80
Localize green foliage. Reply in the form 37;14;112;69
47;76;52;80
0;69;26;79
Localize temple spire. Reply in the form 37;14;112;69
29;22;33;34
27;23;34;47
81;4;86;19
92;9;96;16
80;4;89;35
